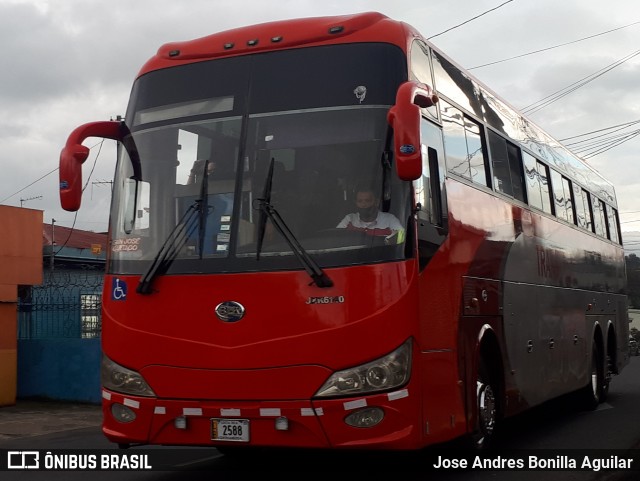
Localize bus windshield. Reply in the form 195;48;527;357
109;43;411;276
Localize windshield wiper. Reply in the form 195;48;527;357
137;161;212;295
254;158;333;288
197;160;210;259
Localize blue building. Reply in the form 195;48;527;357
17;223;107;403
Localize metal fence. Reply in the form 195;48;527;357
18;267;104;339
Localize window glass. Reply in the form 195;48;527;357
581;189;593;232
488;131;525;202
550;169;570;222
431;50;617;205
416;118;446;225
606;205;621;244
488;131;512;197
573;184;589;230
562;177;574;225
410;41;438;120
466;121;486;186
523;152;542;210
432;50;478;117
414;118;448;270
80;294;101;339
592;195;606;237
537;161;552;214
441;102;469;179
110;44;412;276
110;106;412;275
441;101;488;186
523;153;552;213
507;143;526;203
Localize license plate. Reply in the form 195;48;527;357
211;418;250;442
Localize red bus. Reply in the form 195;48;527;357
59;12;628;450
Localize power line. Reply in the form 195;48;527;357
582;131;640;159
521;49;640;115
560;119;640;142
572;129;640;159
427;0;515;40
570;129;640;151
0;140;107;204
558;119;640;159
0;167;58;204
468;20;640;70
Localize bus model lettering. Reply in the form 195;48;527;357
59;11;628;452
306;296;345;305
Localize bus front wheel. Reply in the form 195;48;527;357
469;359;498;450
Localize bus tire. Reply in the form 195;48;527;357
469;358;498;450
601;350;613;402
579;343;603;410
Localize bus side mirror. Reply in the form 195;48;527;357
387;81;439;181
59;121;124;211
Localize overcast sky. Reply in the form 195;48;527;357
1;0;640;242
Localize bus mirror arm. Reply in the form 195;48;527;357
59;121;125;212
387;81;439;181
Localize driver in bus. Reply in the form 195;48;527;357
336;186;405;244
187;158;216;185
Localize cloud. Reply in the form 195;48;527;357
0;3;79;108
2;0;640;236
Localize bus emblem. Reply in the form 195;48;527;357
215;301;245;322
353;85;367;103
399;144;416;154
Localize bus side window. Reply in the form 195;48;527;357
409;40;438;121
573;183;590;230
550;169;576;223
488;130;526;203
523;152;553;213
606;205;621;244
441;101;489;187
580;188;594;232
591;194;607;238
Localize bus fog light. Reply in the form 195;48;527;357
174;416;187;430
111;403;136;423
344;407;384;428
275;416;289;431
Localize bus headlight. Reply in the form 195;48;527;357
314;339;411;398
101;355;156;397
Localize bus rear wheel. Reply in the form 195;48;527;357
578;343;604;410
601;350;614;402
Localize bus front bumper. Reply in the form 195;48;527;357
101;387;421;450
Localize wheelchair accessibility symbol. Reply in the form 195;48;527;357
112;278;127;301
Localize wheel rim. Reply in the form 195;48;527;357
477;381;496;435
590;350;599;400
590;371;598;397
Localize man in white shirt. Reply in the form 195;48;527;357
336;188;405;243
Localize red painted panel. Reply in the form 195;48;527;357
103;261;417;377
